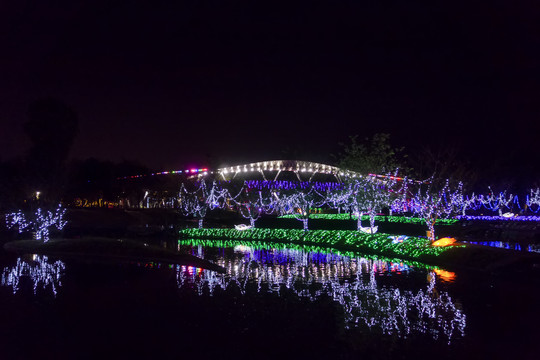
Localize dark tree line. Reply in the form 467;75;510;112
1;100;537;212
336;133;539;194
0;99;152;211
0;98;78;210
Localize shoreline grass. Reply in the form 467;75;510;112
180;228;540;275
179;238;441;271
3;237;225;272
278;214;459;225
179;228;462;261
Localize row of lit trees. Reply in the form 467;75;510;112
178;177;426;240
5;179;539;242
178;177;540;241
446;187;540;216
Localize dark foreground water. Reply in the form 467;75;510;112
1;239;539;360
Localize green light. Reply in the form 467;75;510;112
178;238;439;271
278;214;459;225
179;228;464;260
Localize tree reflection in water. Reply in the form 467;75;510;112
1;255;65;296
176;244;466;343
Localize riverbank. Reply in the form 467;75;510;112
3;207;537;245
180;228;540;276
3;237;225;272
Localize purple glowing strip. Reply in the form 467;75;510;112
457;215;540;222
463;241;532;252
244;180;344;191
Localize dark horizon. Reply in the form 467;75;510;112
1;1;539;178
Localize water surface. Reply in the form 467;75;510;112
0;239;538;359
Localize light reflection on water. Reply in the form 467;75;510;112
1;255;65;296
464;240;540;252
177;241;466;343
0;242;468;343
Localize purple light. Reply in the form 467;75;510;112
457;215;540;222
244;180;344;192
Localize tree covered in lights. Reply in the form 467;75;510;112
350;177;397;233
179;181;217;229
388;176;413;215
328;176;397;233
205;180;230;211
178;180;231;228
228;185;276;228
5;204;67;242
455;193;481;216
410;179;461;242
5;210;32;234
446;181;472;216
526;188;540;213
275;187;326;231
478;187;515;216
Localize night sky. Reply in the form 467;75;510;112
1;1;539;174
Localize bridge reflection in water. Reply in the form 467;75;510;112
177;240;466;343
0;242;467;344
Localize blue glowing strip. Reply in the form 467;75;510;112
457;215;540;222
464;241;527;252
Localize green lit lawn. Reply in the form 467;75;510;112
178;238;439;271
179;228;463;261
278;214;459;225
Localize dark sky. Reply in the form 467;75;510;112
1;0;539;173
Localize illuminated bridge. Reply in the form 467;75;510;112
216;160;363;182
116;159;407;184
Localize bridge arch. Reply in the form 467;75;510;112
216;160;363;182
